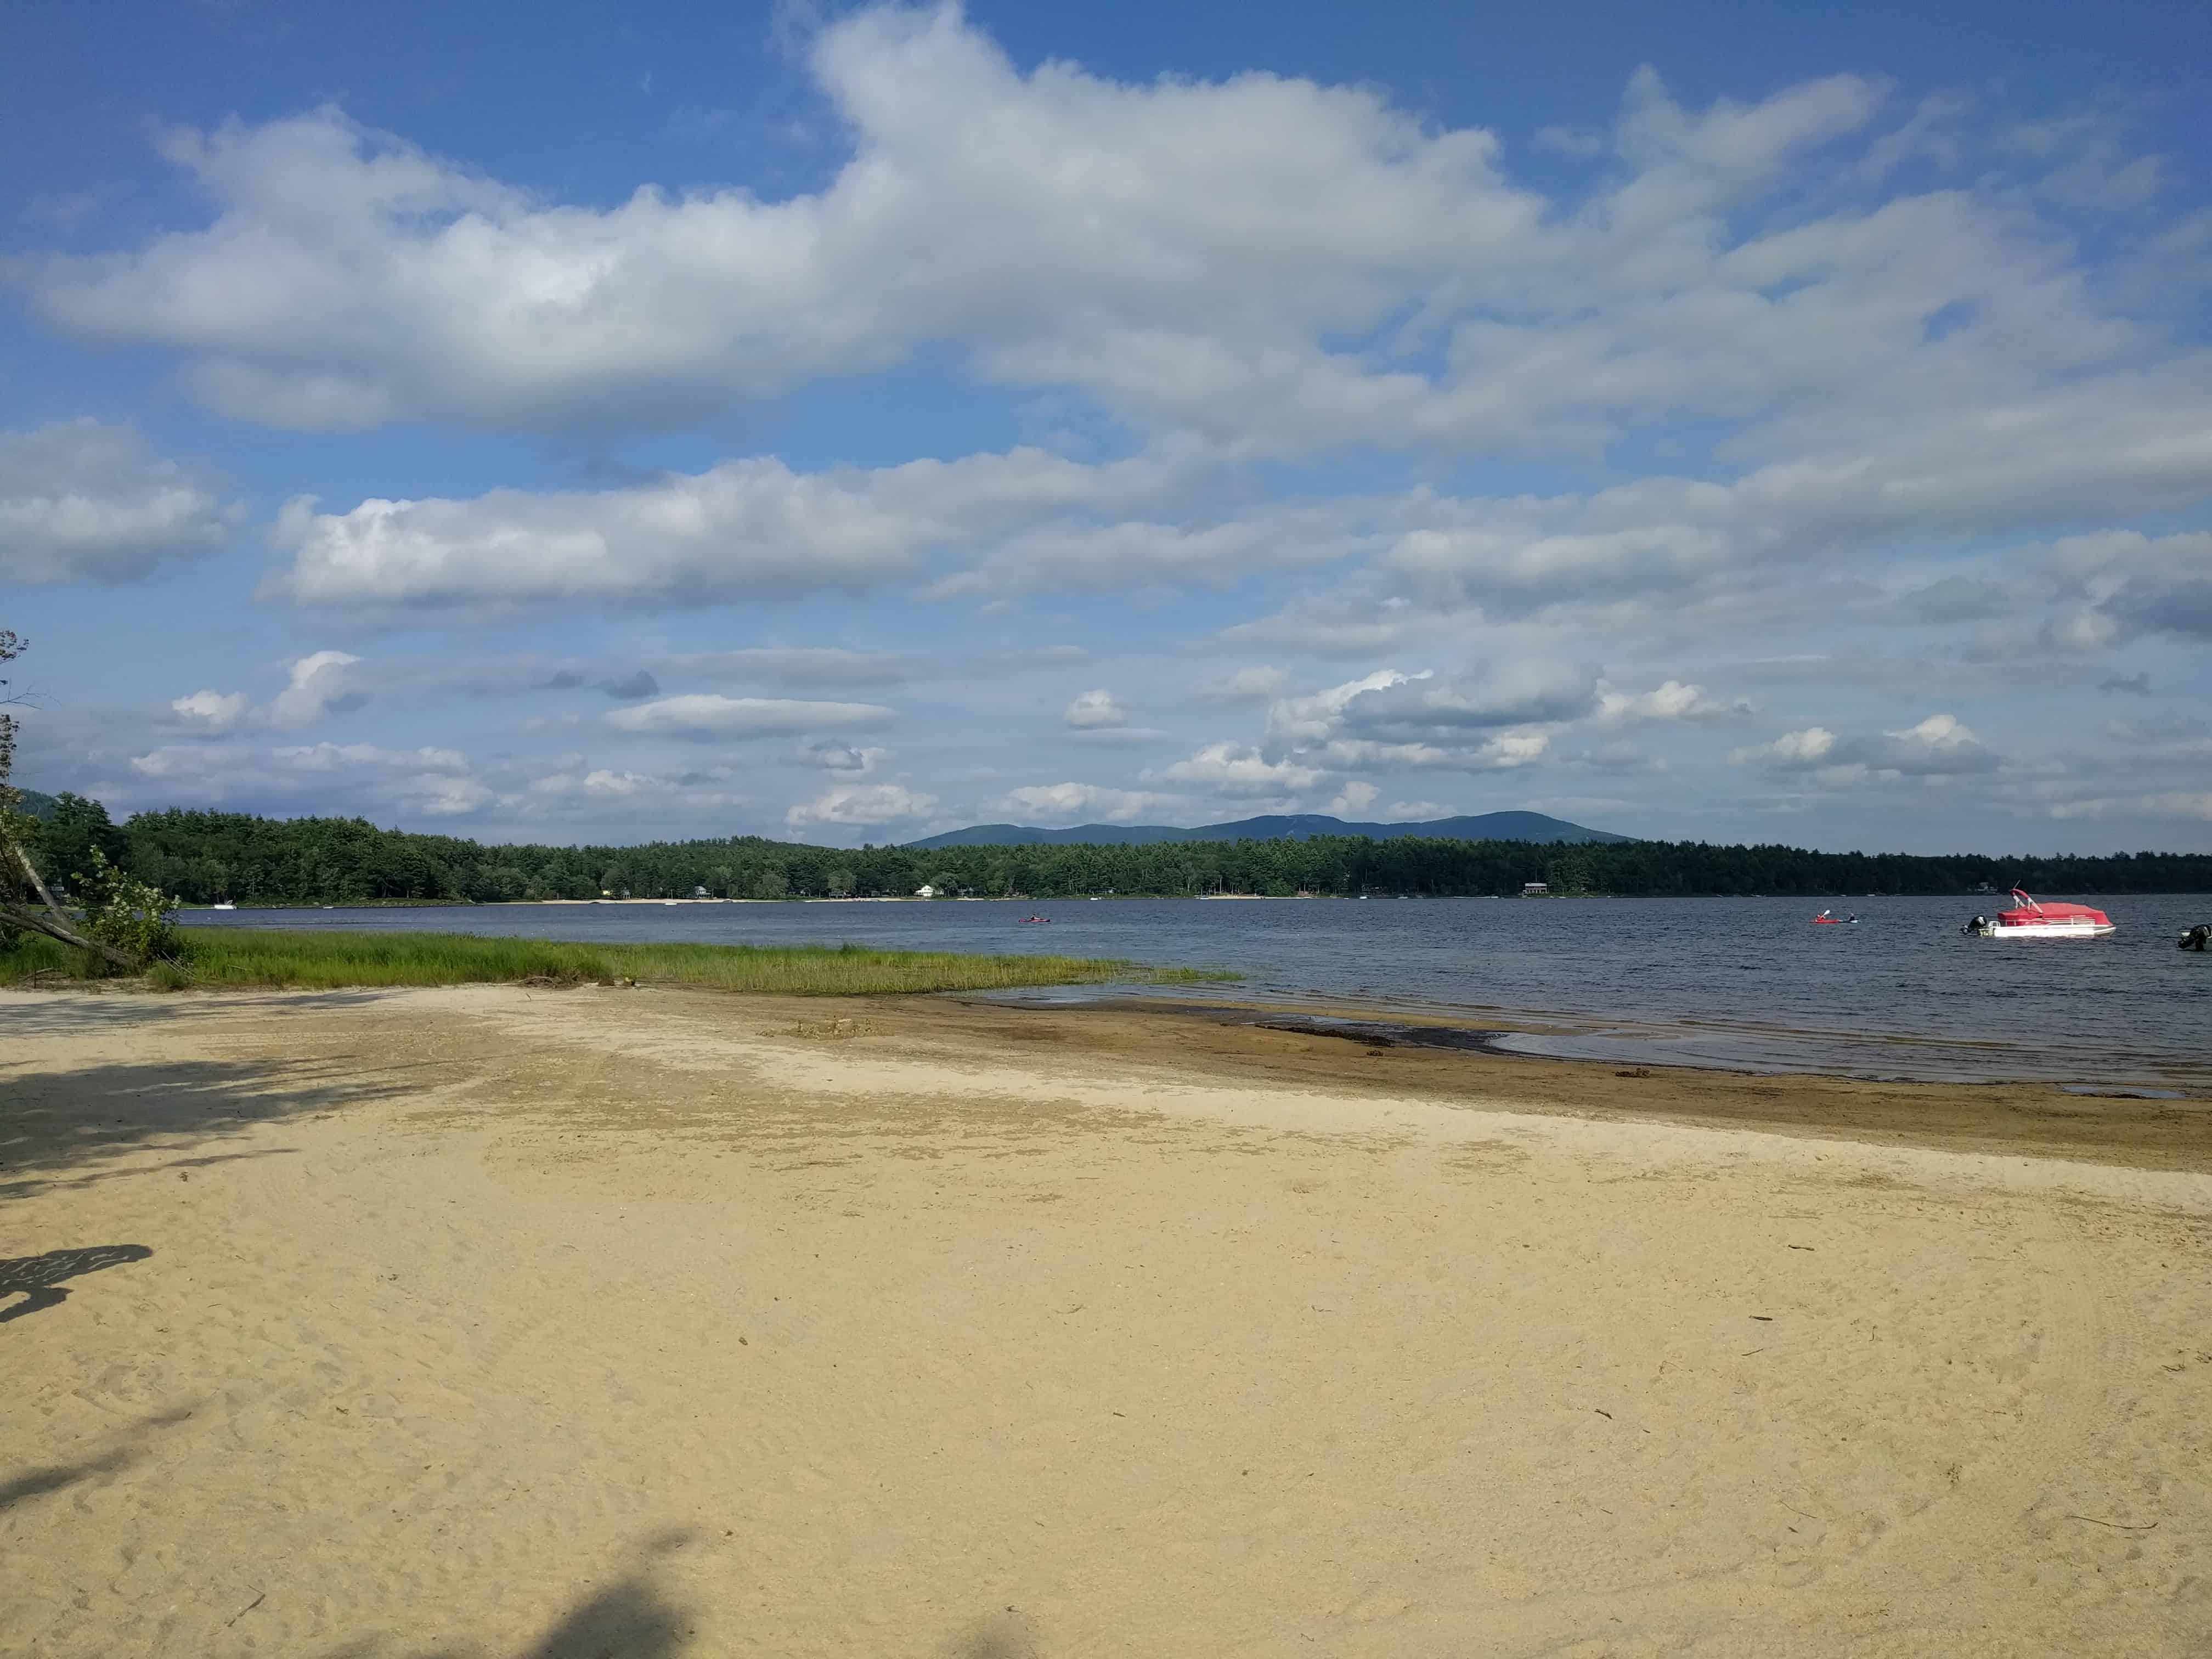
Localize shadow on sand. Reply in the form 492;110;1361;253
0;1048;424;1201
0;1404;198;1511
0;1242;153;1323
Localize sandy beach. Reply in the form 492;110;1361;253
4;984;2209;1657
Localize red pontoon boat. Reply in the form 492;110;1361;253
1964;890;2115;939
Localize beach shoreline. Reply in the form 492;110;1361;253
6;983;2209;1656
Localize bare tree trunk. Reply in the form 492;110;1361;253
3;840;140;971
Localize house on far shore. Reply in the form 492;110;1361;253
915;883;938;899
1521;882;1549;897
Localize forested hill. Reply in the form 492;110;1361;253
18;796;2212;904
906;810;1629;849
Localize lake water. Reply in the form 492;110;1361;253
183;894;2212;1088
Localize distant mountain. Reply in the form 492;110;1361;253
9;788;60;820
906;810;1631;850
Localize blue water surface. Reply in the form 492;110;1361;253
184;894;2212;1087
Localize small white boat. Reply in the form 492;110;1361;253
211;901;236;911
1965;889;2114;939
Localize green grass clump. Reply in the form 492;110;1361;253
0;927;1239;996
0;933;100;982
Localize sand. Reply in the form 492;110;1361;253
4;985;2209;1657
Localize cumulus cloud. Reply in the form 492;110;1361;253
0;420;242;583
259;443;1200;612
1149;742;1321;797
27;7;2191;480
527;767;662;801
1321;731;1553;773
1594;679;1745;723
130;737;492;816
1328;781;1379;816
1875;713;1995;774
1731;726;1837;767
1334;663;1595;740
603;693;895;740
785;782;938;827
1001;782;1166;823
1265;669;1427;746
268;650;369;729
18;11;1560;438
37;12;2196;639
1730;713;1997;782
1062;689;1127;729
2047;790;2212;822
171;690;250;730
794;740;889;773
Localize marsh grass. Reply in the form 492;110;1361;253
0;927;1239;996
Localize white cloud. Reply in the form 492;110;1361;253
1884;712;1978;752
36;14;2194;633
1265;669;1426;746
529;768;658;800
785;782;938;827
25;9;2130;475
1062;688;1127;729
1732;726;1837;766
1595;679;1743;723
1150;741;1321;796
268;650;367;729
604;693;894;740
129;737;491;816
1322;731;1553;773
2047;791;2212;822
1334;664;1595;740
171;689;250;730
795;740;888;773
1002;782;1166;823
1328;781;1378;816
1730;714;1996;781
262;443;1191;611
0;420;241;584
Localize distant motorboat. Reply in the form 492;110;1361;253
1812;909;1858;925
211;901;236;911
1965;890;2114;939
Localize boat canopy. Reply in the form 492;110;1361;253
1997;889;2111;926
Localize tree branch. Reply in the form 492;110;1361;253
0;899;139;971
2;838;142;970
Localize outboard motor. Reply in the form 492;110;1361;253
1965;915;1989;936
2182;923;2211;952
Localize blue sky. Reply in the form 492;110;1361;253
5;0;2209;852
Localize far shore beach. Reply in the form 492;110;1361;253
5;984;2209;1656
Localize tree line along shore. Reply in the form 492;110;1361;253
22;795;2212;905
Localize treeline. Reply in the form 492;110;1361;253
19;795;2212;904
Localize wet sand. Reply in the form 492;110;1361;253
4;984;2209;1656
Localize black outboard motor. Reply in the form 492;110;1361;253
2182;923;2211;952
1965;914;1989;936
